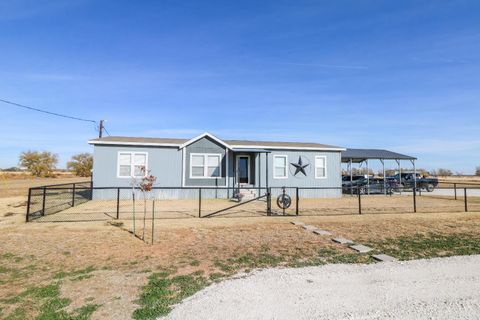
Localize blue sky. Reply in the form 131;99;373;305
1;0;479;173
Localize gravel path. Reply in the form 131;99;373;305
161;255;480;320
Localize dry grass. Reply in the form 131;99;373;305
28;193;480;223
0;174;88;198
1;173;480;319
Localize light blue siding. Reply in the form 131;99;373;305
92;145;182;188
184;136;227;186
92;143;343;199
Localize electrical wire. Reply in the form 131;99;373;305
0;98;97;123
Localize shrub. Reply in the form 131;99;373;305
19;151;58;177
476;167;480;176
436;168;453;176
67;153;93;177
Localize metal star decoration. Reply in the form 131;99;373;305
291;156;309;176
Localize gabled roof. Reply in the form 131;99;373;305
178;132;230;149
341;148;417;163
88;133;345;151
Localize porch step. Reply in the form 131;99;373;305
232;188;259;202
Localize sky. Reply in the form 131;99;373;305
1;0;479;173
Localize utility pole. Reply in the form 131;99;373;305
99;120;104;138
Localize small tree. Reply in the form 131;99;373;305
19;151;58;177
67;153;93;177
437;168;453;176
139;167;157;241
476;166;480;176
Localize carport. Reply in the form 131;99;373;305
341;149;418;194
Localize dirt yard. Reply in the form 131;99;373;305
0;173;88;198
1;175;480;319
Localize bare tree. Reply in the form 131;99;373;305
67;153;93;177
19;151;58;177
437;168;453;176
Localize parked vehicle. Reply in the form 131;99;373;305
342;175;397;195
388;173;438;192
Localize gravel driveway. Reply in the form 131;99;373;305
161;255;480;320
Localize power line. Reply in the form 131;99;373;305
103;126;111;136
0;98;97;123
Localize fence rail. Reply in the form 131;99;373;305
26;182;480;222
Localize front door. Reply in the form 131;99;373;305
237;156;250;184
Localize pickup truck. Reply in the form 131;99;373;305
387;173;438;192
342;175;398;194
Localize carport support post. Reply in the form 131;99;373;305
396;160;402;194
464;188;468;212
350;159;353;196
381;159;386;195
366;159;370;195
411;159;417;195
358;192;362;215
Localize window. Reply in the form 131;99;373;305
190;153;221;178
315;156;327;179
273;155;288;179
117;152;148;178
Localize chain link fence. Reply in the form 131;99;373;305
26;183;480;222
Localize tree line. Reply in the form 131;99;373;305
15;151;93;177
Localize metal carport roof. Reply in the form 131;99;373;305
341;149;417;163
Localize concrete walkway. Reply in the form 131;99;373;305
160;255;480;320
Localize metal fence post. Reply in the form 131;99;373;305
358;189;362;215
267;187;272;215
198;188;202;218
26;188;32;222
464;188;468;212
152;200;155;245
41;186;46;216
454;183;457;200
295;187;299;216
413;187;417;213
116;188;120;219
72;183;76;207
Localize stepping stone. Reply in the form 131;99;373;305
313;229;332;236
331;237;354;245
291;221;305;226
372;254;398;262
349;244;373;253
302;225;318;231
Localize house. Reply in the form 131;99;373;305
88;132;346;199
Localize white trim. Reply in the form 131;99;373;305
189;153;222;179
89;140;180;147
231;145;346;151
116;151;149;179
314;156;327;179
236;155;251;185
273;155;289;179
89;139;345;151
179;132;232;150
181;148;186;187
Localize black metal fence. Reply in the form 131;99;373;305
26;183;480;222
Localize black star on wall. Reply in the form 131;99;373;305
291;156;309;176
